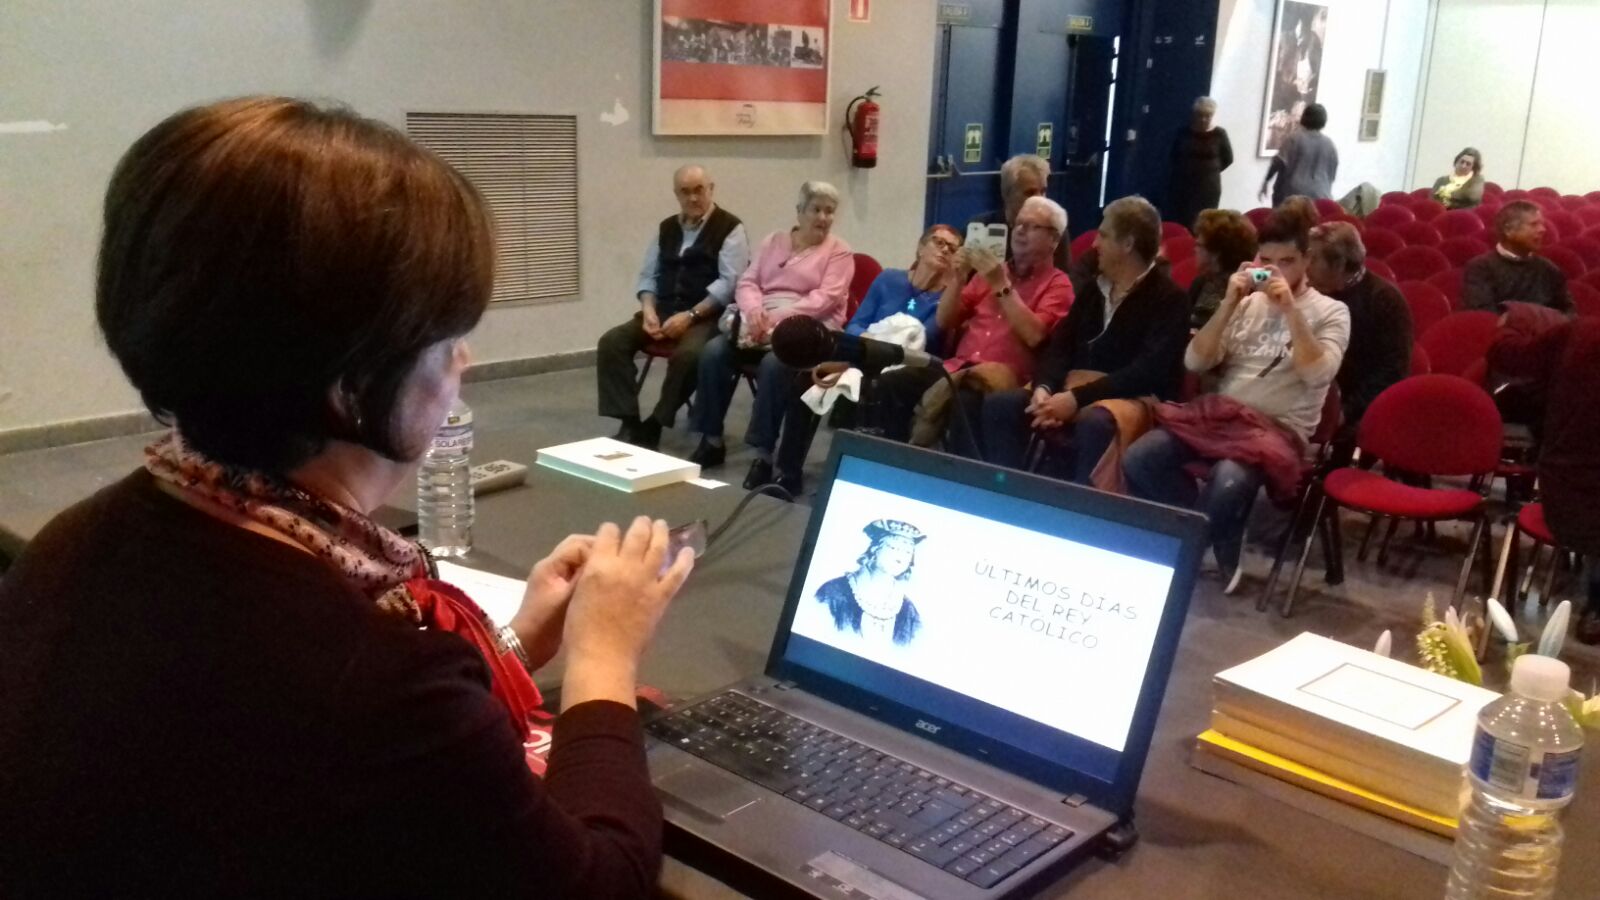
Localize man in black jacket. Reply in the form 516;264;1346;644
1306;221;1412;465
1462;201;1572;315
974;196;1190;478
595;165;749;449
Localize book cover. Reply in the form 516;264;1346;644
535;437;700;493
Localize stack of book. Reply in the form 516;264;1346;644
1194;632;1500;861
536;437;700;493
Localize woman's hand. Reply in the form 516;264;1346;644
813;360;849;388
559;517;693;711
1224;261;1257;305
509;534;594;671
1262;266;1294;310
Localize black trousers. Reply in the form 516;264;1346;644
595;312;716;427
867;366;982;456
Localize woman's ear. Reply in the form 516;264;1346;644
326;380;364;439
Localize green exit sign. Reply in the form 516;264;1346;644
1067;15;1094;32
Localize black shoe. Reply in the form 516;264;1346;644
633;419;662;451
775;470;803;500
689;439;725;468
1577;606;1600;646
613;418;639;443
743;458;775;490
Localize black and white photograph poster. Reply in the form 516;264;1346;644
1259;0;1328;156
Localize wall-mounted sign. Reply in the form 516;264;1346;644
849;0;870;24
938;3;971;25
1036;122;1054;160
964;123;983;164
1067;15;1094;32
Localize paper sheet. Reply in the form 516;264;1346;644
433;560;526;626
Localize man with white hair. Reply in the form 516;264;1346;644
969;154;1070;271
869;195;1074;450
595;164;749;449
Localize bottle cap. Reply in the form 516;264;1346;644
1510;655;1571;702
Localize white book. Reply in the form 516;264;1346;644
1211;632;1499;817
535;437;700;493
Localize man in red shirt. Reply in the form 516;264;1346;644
866;196;1074;452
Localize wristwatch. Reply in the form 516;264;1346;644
995;283;1014;300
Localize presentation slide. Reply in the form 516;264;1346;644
790;478;1176;753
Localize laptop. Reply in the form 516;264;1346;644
646;432;1206;898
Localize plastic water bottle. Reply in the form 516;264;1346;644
1446;655;1584;899
417;398;474;558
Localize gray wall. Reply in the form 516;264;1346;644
0;0;936;436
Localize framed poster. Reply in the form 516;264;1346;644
654;0;832;135
1258;0;1328;156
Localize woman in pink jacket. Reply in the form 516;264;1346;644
690;181;854;493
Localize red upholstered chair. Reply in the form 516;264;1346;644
1398;281;1453;337
1363;227;1406;260
1438;236;1491;268
1435;209;1486;239
1580;268;1600;293
1162;234;1197;262
1570;281;1600;318
1314;198;1346;220
1489;504;1580;609
1560;195;1589;210
1576;206;1600;230
1585;190;1600;204
1161;221;1191;240
1483;182;1505;197
1420;311;1500;377
1366;204;1416;231
1474;205;1502;230
1528;186;1561;200
1258;384;1346;614
1503;189;1530;201
1394;220;1442;247
1410;187;1435;201
847;252;883;321
1410;344;1432;376
1281;375;1503;614
1409;198;1447;223
1170;257;1199;290
1547;210;1583;243
1386;245;1452;281
1541;246;1588;283
1427;267;1466;308
1365;257;1396;282
1070;229;1099;260
1244;207;1273;229
1380;191;1413;207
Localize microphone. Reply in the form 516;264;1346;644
769;316;943;373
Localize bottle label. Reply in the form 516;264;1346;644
431;409;474;455
1469;728;1581;802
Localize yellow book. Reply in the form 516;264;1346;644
1196;729;1458;839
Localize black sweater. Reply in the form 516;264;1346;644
1033;267;1191;406
0;471;661;899
1462;250;1573;314
1333;271;1413;422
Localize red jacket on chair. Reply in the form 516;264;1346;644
1490;304;1600;554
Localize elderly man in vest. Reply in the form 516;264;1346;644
596;164;750;449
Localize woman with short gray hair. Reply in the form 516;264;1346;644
1168;96;1234;228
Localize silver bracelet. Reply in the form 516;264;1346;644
496;625;533;671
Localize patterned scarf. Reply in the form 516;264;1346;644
144;432;553;772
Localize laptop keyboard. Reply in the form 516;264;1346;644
646;691;1074;890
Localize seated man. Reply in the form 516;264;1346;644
871;197;1074;452
1123;211;1350;592
1305;221;1412;465
968;154;1070;273
976;196;1189;479
595;164;748;449
1462;201;1573;314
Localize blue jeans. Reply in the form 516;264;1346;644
978;392;1118;484
1123;427;1264;571
691;334;796;449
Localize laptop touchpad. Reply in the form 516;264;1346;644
657;765;763;820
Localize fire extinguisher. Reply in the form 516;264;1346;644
846;87;881;169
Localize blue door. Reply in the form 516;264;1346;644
924;1;1009;231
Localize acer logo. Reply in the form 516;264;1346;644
914;720;942;735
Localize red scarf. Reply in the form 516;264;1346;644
145;433;553;774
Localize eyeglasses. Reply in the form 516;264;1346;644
927;237;960;253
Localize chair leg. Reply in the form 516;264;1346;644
1322;508;1345;586
1282;494;1330;617
635;355;655;392
1481;521;1521;659
1539;546;1560;607
1261;483;1317;612
1453;515;1488;609
1376;517;1401;567
1358;515;1382;562
1519;544;1542;603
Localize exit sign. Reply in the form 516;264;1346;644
1067;15;1094;32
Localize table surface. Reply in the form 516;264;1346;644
5;444;1595;899
456;459;1598;900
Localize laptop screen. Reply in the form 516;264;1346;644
772;449;1192;793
